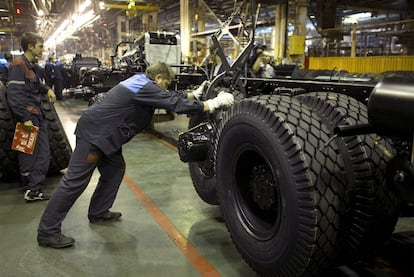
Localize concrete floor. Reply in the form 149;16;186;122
1;95;413;277
0;97;256;277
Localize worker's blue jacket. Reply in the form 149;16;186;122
75;74;204;156
7;55;50;125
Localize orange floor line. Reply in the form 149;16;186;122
123;175;221;277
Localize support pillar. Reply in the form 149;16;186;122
142;12;158;32
273;3;287;64
290;0;308;65
351;23;356;57
195;1;206;63
180;0;191;64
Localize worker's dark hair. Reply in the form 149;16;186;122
145;62;175;82
21;32;43;52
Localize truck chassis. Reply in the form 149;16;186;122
178;1;413;276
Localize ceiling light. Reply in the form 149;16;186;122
344;12;372;24
79;0;92;13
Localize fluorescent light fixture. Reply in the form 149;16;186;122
344;12;372;24
45;10;100;48
79;0;92;13
45;19;69;47
74;10;95;29
30;0;40;15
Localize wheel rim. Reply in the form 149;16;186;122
232;145;281;241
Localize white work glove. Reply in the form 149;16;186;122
206;91;234;113
192;80;209;100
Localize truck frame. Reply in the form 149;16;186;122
178;1;412;276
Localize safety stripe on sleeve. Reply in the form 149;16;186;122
7;80;25;85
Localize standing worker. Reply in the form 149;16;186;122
53;58;65;100
44;57;54;88
37;62;234;248
0;52;13;84
7;32;56;201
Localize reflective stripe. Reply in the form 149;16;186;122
8;80;25;85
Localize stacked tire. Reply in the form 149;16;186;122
0;82;72;181
0;83;19;180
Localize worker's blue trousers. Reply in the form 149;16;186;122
38;137;125;236
18;120;50;191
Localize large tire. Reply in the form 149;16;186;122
0;83;19;181
1;86;72;180
215;95;324;276
295;92;400;260
187;113;219;205
41;97;72;174
187;78;247;205
214;94;397;276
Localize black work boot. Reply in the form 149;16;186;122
37;234;75;248
24;190;51;202
88;211;122;223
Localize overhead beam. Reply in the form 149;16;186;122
337;2;410;14
0;26;17;32
102;3;159;12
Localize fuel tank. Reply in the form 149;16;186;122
368;77;414;138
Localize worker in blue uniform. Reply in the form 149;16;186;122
37;62;234;248
7;32;56;202
0;52;13;84
53;59;66;100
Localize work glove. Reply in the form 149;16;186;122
192;80;210;100
47;89;56;103
206;91;234;113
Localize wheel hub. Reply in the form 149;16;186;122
249;164;276;210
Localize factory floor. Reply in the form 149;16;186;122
1;95;413;277
0;96;256;277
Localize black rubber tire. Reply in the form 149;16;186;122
187;79;247;205
187;113;219;205
0;83;19;181
215;95;349;276
41;96;72;175
215;94;399;276
295;92;400;261
1;86;72;180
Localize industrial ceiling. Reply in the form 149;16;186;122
0;0;412;53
